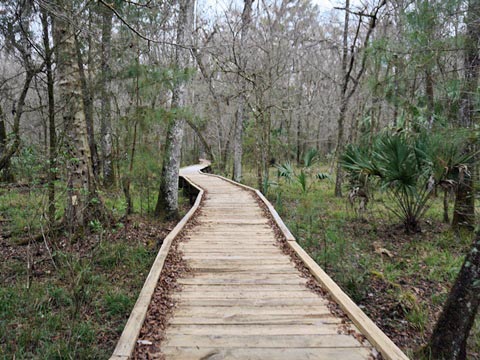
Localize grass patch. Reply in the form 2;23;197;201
0;182;183;359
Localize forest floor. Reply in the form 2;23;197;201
242;166;480;359
0;184;190;359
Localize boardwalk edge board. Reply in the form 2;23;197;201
110;164;209;360
206;172;409;360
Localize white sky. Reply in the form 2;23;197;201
199;0;342;16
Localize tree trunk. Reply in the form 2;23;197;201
452;171;475;231
54;0;102;232
233;0;254;182
452;0;479;231
0;70;34;173
296;115;301;165
425;68;435;129
424;231;480;359
74;34;100;180
443;187;449;224
334;0;350;198
185;117;214;161
233;103;245;182
41;10;56;224
155;0;194;219
0;106;14;182
335;101;347;197
100;5;115;187
334;0;385;197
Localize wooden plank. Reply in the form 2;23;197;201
175;298;330;307
163;334;364;348
186;260;293;266
174;305;333;317
173;290;318;299
165;324;346;336
183;255;284;260
178;284;316;292
160;347;373;360
189;264;298;274
177;277;306;285
168;314;338;325
179;273;305;279
181;249;281;254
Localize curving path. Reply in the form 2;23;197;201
159;165;376;359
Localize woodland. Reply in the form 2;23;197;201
0;0;479;359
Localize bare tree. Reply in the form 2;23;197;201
334;0;386;197
99;3;115;187
233;0;254;182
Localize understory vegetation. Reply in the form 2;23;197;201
0;162;189;358
242;164;479;358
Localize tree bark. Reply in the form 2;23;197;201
233;102;245;182
155;0;194;219
41;9;57;224
0;106;14;182
74;34;100;180
100;5;115;187
233;0;254;182
54;0;102;232
452;0;479;231
334;0;350;198
425;231;480;359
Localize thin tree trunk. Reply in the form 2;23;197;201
443;187;449;224
335;102;347;197
185;117;214;161
233;103;245;181
426;68;435;129
74;34;99;180
123;120;137;216
233;0;254;182
41;10;56;224
296;115;301;165
0;106;14;182
334;0;350;198
334;0;385;197
155;0;194;219
100;5;114;187
0;70;34;172
452;0;479;231
123;40;141;216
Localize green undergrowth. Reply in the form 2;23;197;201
0;183;188;359
0;232;158;359
242;164;479;357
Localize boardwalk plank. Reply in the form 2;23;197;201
161;347;372;360
163;334;364;348
156;168;376;360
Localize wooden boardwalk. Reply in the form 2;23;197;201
112;163;408;360
161;165;373;359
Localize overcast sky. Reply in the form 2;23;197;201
198;0;345;17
